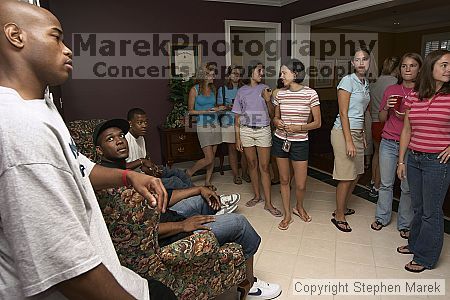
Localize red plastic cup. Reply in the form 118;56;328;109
390;94;403;113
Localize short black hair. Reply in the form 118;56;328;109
127;108;146;121
281;58;306;84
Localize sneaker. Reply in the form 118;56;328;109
247;277;282;299
220;194;240;207
215;203;238;215
369;186;379;198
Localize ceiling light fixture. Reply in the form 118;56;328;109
392;10;400;26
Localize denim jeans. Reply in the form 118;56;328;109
407;151;450;269
170;195;261;259
160;166;193;190
375;138;413;230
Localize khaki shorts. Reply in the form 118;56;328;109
331;127;365;180
239;125;272;148
221;125;236;144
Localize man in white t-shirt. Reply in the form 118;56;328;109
0;2;174;299
125;107;193;189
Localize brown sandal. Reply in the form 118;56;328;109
264;206;283;217
245;197;263;207
233;176;243;185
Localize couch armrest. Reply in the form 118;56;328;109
159;230;220;266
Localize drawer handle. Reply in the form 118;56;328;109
177;146;185;153
178;134;186;141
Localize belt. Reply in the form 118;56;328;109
242;124;270;129
385;138;400;144
410;149;435;155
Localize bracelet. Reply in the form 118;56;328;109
397;162;405;166
122;169;130;186
139;158;143;167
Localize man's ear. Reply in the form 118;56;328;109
3;23;25;49
95;146;103;157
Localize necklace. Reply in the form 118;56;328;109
401;84;413;100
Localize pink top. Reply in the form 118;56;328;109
404;92;450;153
379;84;414;141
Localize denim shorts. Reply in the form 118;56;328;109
271;135;309;161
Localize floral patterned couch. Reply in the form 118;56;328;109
67;119;246;299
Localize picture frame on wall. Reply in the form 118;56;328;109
169;43;201;78
335;58;352;83
314;59;335;88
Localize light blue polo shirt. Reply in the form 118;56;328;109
333;73;370;129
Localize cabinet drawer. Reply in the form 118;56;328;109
170;142;202;159
169;131;197;144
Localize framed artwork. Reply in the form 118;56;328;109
314;59;335;88
169;43;201;78
335;58;352;83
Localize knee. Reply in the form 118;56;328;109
247;159;258;170
259;163;270;174
204;155;215;165
279;175;290;186
295;184;306;193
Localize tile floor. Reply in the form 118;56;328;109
190;169;450;300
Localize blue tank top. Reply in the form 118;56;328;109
194;84;218;125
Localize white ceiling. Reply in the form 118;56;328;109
313;0;450;33
204;0;298;7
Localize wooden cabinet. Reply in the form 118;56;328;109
159;127;203;167
158;126;226;174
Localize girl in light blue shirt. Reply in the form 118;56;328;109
331;48;371;233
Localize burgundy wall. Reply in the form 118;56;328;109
48;0;354;163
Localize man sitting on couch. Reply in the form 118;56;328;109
125;107;193;189
94;119;283;300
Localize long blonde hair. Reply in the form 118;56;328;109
194;64;216;96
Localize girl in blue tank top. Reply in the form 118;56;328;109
186;64;225;189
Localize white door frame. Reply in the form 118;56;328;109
224;20;281;73
290;0;396;85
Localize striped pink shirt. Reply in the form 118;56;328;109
273;87;320;141
405;92;450;153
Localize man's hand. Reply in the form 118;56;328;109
200;187;221;210
126;172;168;212
142;159;163;177
181;215;216;232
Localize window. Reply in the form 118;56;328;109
422;33;450;57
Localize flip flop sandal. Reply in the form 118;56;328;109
397;245;413;255
399;229;410;239
293;208;312;222
264;207;283;217
332;208;355;217
245;197;263;207
242;174;251;183
331;218;352;232
233;176;243;185
205;184;217;191
405;261;426;273
370;220;384;231
278;219;293;230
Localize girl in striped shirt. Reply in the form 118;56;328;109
397;50;450;273
272;58;321;230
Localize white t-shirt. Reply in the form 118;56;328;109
125;132;147;164
0;87;149;299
